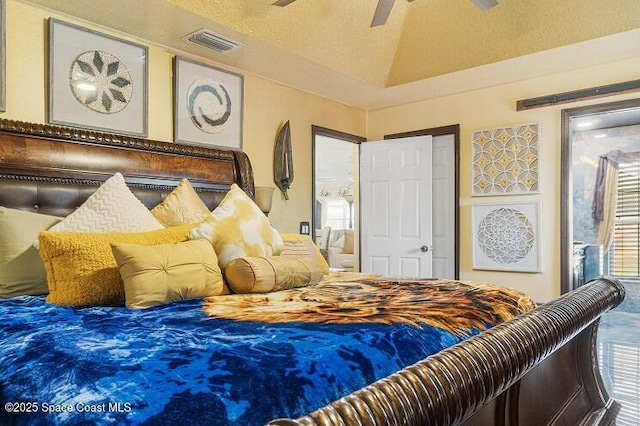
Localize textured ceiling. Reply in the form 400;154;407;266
22;0;640;108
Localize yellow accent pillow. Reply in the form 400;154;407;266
151;178;211;227
38;224;195;307
0;208;61;298
189;184;284;268
224;256;323;293
280;233;330;274
111;239;228;309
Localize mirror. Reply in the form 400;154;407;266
561;98;640;293
312;126;364;272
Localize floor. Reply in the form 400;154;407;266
598;281;640;425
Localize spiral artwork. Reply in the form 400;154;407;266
186;79;232;134
69;50;132;114
477;207;535;264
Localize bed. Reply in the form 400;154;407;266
0;118;625;426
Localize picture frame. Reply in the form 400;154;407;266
48;18;148;137
472;123;540;196
472;201;542;272
0;0;6;112
174;57;243;150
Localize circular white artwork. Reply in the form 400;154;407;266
186;79;231;134
477;207;535;264
69;50;133;114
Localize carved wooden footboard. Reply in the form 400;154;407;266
268;277;624;426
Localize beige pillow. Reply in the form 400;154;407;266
190;184;284;268
45;172;163;236
111;239;228;309
38;224;195;307
224;256;323;294
151;179;211;227
280;233;330;274
0;208;61;298
343;229;355;254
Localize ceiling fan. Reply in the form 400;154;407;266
272;0;500;27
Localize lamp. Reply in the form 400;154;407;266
255;186;275;216
340;189;355;229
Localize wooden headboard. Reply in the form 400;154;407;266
0;119;254;216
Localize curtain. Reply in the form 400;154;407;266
594;160;618;253
592;150;640;253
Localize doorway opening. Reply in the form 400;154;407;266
561;98;640;303
385;124;460;280
312;126;365;272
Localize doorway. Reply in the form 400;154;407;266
385;125;460;280
561;98;640;296
312;126;365;272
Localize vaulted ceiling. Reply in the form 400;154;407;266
24;0;640;109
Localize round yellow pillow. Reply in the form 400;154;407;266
224;256;323;294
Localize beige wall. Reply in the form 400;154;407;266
6;1;640;301
2;0;366;234
368;56;640;302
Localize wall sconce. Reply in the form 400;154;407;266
255;186;276;216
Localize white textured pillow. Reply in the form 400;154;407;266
45;172;163;235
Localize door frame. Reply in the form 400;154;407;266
560;98;640;293
384;124;460;279
311;125;365;242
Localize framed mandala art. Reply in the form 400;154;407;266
174;57;243;150
472;123;540;196
472;201;542;272
48;19;148;137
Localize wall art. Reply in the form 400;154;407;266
472;123;539;195
472;201;542;272
48;19;148;137
0;0;5;112
174;57;243;150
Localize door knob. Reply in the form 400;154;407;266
420;245;429;253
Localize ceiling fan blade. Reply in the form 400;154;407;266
371;0;395;27
272;0;298;6
470;0;499;11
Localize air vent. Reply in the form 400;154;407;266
184;30;244;54
470;0;499;11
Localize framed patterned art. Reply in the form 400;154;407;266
0;0;5;112
174;57;243;150
472;201;542;272
472;123;540;196
48;19;148;137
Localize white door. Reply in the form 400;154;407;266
360;136;432;277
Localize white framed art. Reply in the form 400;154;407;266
472;201;542;272
472;123;540;196
174;57;243;150
48;18;148;137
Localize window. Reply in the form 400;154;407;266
325;199;350;230
610;162;640;277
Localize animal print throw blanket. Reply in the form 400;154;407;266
0;273;534;426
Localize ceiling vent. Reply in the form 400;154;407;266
470;0;499;11
184;30;244;54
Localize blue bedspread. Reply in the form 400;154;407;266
0;276;534;425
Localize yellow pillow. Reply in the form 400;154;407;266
151;179;211;227
280;233;330;274
111;239;228;309
224;256;323;293
38;224;195;307
0;208;61;298
189;184;284;268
